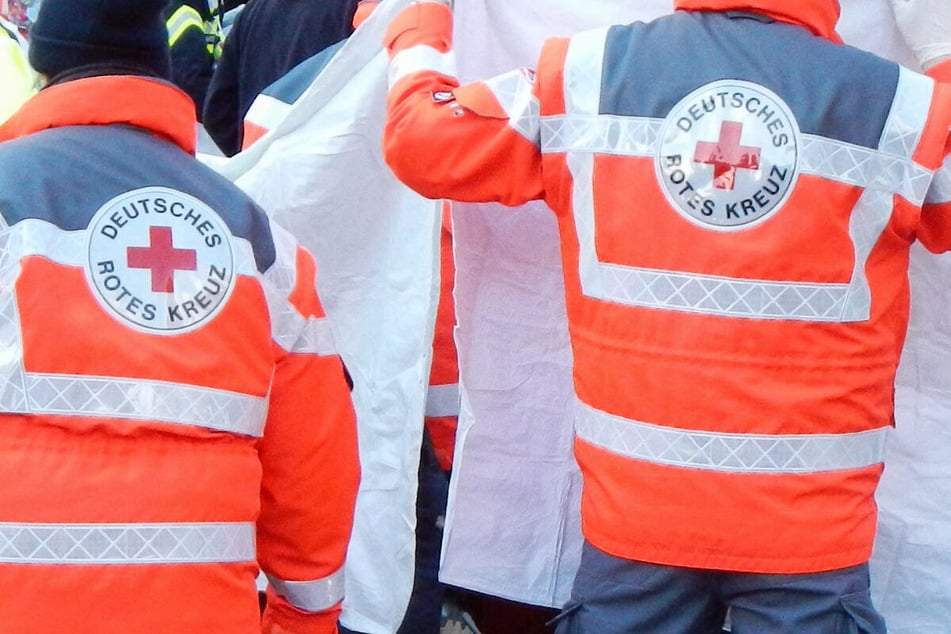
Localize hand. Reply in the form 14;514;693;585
889;0;951;70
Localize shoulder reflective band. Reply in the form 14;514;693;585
166;5;205;47
264;223;341;356
547;31;935;322
926;150;951;205
478;69;541;144
0;521;255;564
573;399;887;474
267;567;346;613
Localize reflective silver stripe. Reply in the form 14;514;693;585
836;69;934;320
244;94;292;136
20;372;268;437
388;45;457;90
798;135;931;206
166;5;204;46
881;68;931;164
0;521;255;564
573;400;888;474
3;216;260;274
294;316;337;356
542;114;662;156
265;222;340;356
0;222;26;412
593;262;849;320
425;382;460;418
926;152;951;204
267;567;345;613
481;69;541;144
554;30;933;322
542;121;930;203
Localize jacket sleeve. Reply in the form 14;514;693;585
382;2;544;207
917;60;951;252
169;26;215;122
257;224;361;634
202;12;243;156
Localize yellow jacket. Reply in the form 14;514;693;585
0;21;37;124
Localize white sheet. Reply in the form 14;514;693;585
206;1;441;631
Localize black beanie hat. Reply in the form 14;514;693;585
28;0;172;80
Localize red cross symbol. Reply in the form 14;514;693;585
127;226;197;293
694;121;761;191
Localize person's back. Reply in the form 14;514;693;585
382;0;951;631
0;1;360;632
202;0;359;155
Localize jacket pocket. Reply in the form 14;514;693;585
838;590;887;634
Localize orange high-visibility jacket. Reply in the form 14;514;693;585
0;76;360;633
383;0;951;574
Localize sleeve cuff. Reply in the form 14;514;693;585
383;2;453;53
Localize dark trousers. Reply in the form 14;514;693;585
552;541;887;634
397;429;451;634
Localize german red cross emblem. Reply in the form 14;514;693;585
85;187;236;334
655;80;801;231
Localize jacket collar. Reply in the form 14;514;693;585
674;0;841;42
0;75;197;154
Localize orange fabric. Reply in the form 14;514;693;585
674;0;842;42
0;76;197;153
575;439;881;573
918;76;951;253
0;556;262;634
383;2;452;53
383;1;951;574
383;24;544;206
929;58;951;84
426;204;459;471
352;0;380;29
19;259;273;396
242;120;268;150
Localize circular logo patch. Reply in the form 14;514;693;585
655;80;801;231
85;187;236;335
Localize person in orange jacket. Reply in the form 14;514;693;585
0;0;360;632
381;0;951;631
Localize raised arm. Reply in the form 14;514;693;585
382;1;545;206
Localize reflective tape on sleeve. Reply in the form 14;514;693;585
267;567;346;613
388;45;457;90
425;382;460;418
481;69;541;144
0;521;255;564
573;399;887;474
926;154;951;204
166;5;204;47
263;223;339;357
